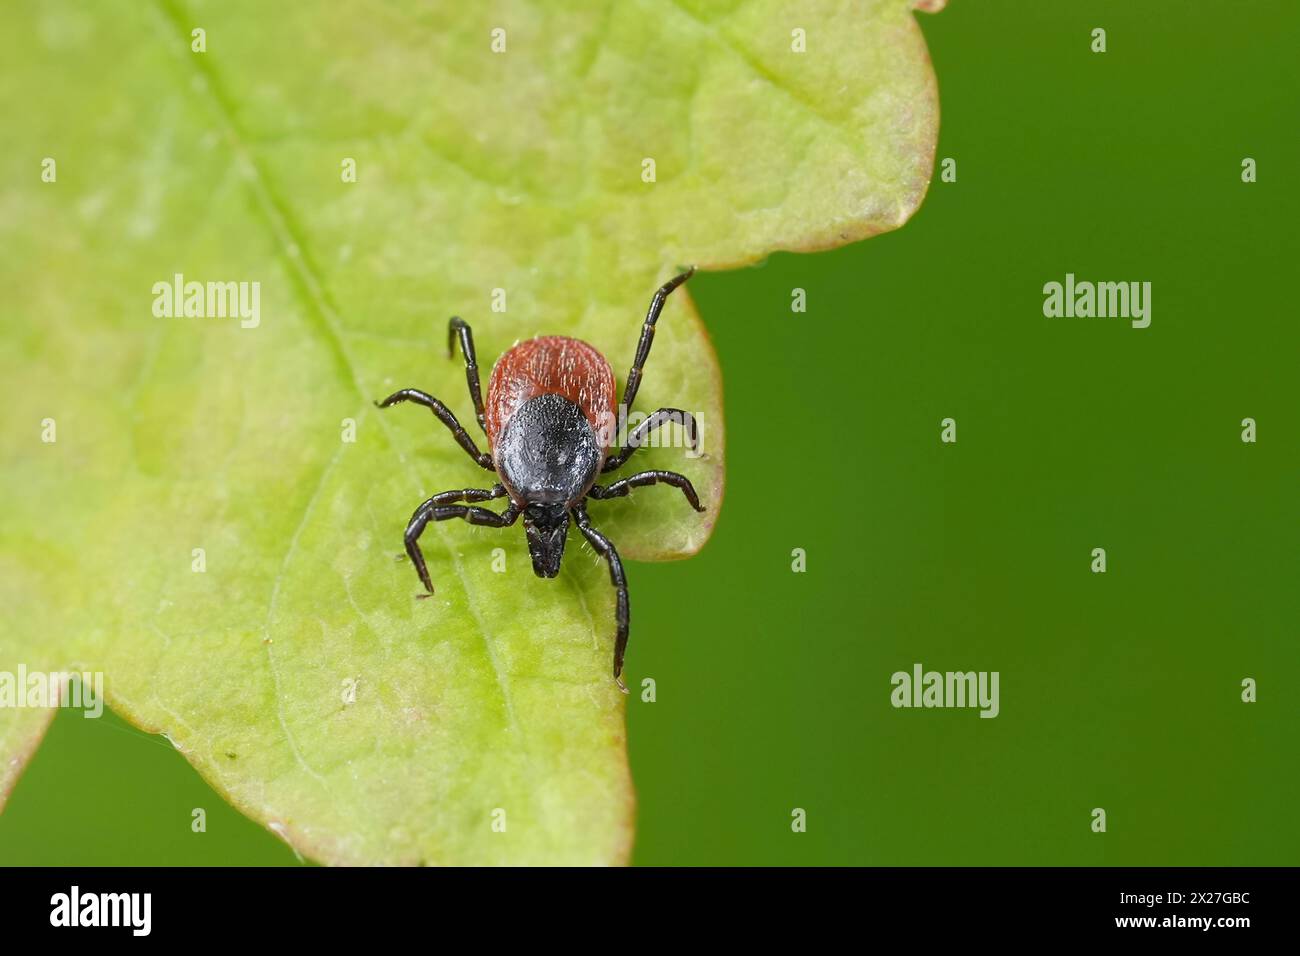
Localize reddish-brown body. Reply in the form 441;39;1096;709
376;268;700;689
485;335;617;453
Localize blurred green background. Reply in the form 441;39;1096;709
2;0;1296;865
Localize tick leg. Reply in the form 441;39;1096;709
619;268;695;414
430;502;520;528
588;470;704;513
602;407;699;472
572;504;630;692
404;487;515;595
447;317;487;433
375;388;494;470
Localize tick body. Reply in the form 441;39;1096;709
376;269;704;691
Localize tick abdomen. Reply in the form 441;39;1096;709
485;335;617;450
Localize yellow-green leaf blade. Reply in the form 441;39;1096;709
0;0;939;864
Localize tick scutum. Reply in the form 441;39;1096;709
495;392;603;507
495;392;601;578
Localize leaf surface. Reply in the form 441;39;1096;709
0;0;940;863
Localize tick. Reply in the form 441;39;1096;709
376;269;705;691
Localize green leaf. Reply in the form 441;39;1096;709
0;0;940;863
